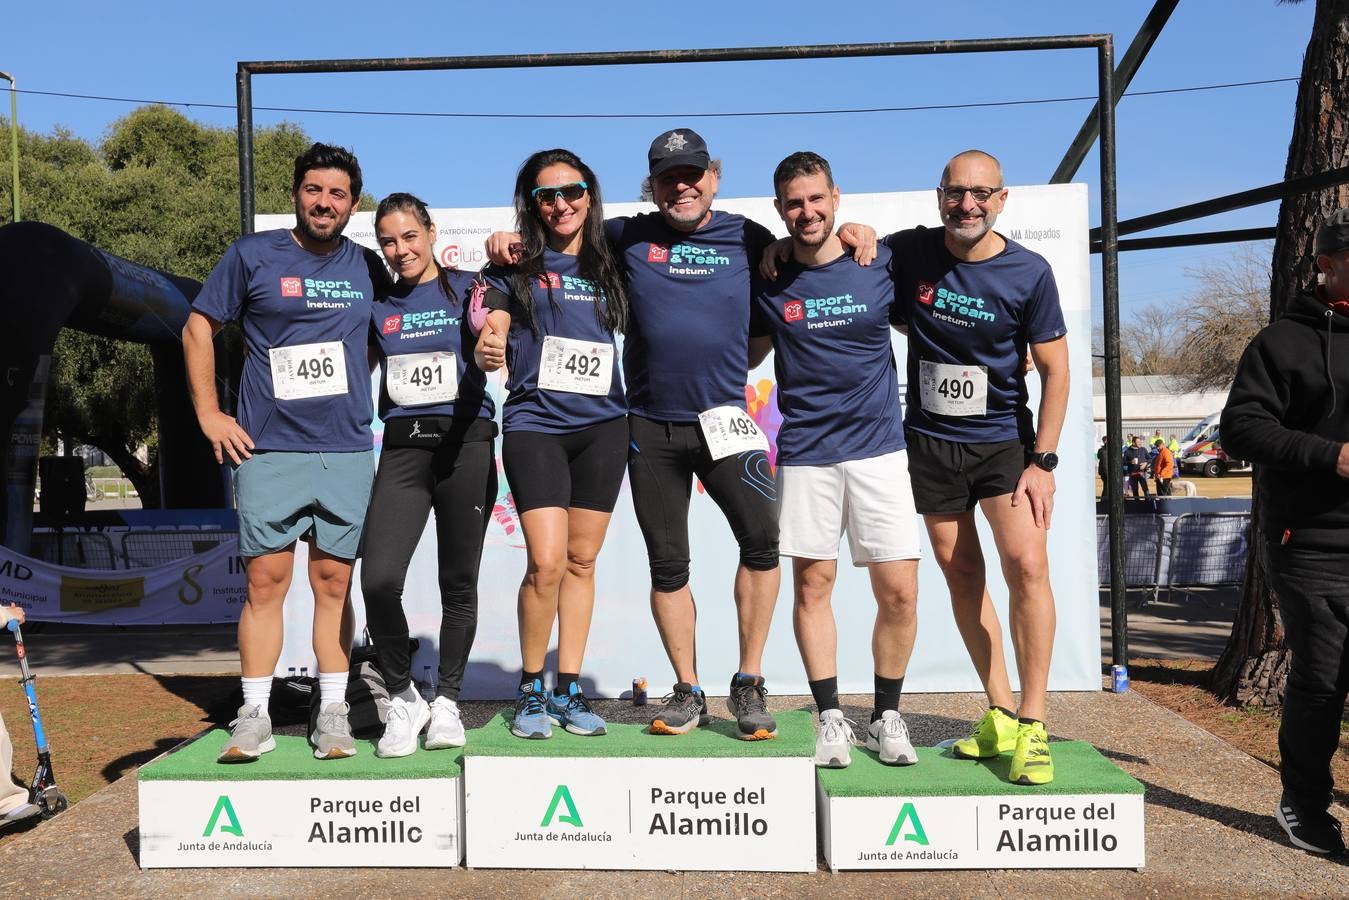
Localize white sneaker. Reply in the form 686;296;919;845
814;708;856;768
867;709;917;765
377;694;431;758
425;696;467;749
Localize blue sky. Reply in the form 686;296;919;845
6;1;1316;319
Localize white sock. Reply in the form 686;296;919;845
241;676;271;715
318;671;348;707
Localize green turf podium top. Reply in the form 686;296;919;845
139;730;463;781
818;741;1144;798
463;709;815;759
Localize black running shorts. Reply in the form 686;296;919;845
904;430;1029;515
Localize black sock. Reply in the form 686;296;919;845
555;672;579;696
808;677;840;715
1018;716;1042;726
873;674;904;722
521;669;543;692
994;705;1017;720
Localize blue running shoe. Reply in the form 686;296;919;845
548;682;607;736
511;679;552;739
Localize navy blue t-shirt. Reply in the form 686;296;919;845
752;245;905;466
484;249;626;434
886;227;1067;443
371;270;494;423
606;210;774;421
192;229;382;452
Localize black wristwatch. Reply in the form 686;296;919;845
1031;451;1059;472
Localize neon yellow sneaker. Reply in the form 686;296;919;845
1009;720;1054;785
951;707;1018;759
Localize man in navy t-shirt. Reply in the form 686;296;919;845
750;152;922;770
183;143;385;764
887;149;1069;786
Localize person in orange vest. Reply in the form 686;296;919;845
1152;438;1175;496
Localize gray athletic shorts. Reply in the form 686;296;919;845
234;450;374;559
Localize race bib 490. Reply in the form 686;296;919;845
918;360;988;417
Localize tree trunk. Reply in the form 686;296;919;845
89;431;161;509
1209;0;1349;706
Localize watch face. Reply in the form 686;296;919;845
1038;452;1059;471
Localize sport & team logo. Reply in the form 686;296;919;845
280;277;303;297
783;300;805;322
647;244;670;263
538;272;562;289
916;281;936;305
382;315;402;334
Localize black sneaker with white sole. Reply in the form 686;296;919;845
1275;792;1345;855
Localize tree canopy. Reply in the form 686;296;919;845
0;106;315;503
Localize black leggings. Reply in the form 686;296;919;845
361;439;497;699
627;413;779;592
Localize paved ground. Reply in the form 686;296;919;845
5;584;1343;895
0;688;1344;896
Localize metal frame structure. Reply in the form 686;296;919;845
233;35;1129;669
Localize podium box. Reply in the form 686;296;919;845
463;710;817;871
817;741;1145;870
138;730;463;868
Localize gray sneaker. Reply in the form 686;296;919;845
312;701;358;760
727;674;778;740
218;704;276;763
0;802;41;831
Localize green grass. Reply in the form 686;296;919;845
140;729;463;781
464;709;815;759
818;741;1145;798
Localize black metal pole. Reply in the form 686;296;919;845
1097;38;1128;673
1091;226;1277;254
1050;0;1177;184
237;64;254;237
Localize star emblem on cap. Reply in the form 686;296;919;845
664;132;688;152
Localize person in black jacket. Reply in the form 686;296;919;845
1123;435;1151;499
1221;207;1349;857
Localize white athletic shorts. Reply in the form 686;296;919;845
777;448;923;565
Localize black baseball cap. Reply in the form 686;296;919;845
1314;207;1349;257
648;128;710;178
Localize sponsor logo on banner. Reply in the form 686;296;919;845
439;242;485;270
383;315;402;334
178;563;204;606
0;559;33;581
60;576;144;612
280;277;303;297
440;244;461;268
783;300;804;322
916;281;935;305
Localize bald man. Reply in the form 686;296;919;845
885;149;1070;785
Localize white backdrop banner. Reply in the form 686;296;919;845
0;540;245;625
257;182;1097;697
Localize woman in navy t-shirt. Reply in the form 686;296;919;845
474;149;629;740
362;192;498;758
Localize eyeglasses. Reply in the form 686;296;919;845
940;185;1003;204
530;182;589;206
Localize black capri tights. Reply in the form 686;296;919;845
626;414;779;592
360;439;497;700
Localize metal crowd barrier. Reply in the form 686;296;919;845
24;528;234;570
1095;511;1250;601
